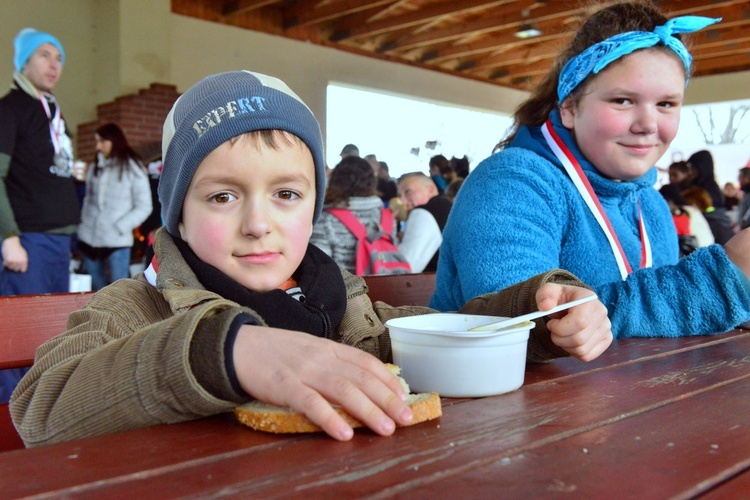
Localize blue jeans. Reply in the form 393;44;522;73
0;233;71;295
1;232;71;403
83;247;131;291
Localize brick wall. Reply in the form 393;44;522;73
76;83;181;163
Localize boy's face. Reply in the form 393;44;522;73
179;134;316;293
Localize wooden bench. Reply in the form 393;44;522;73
0;272;436;452
364;272;436;307
0;292;93;452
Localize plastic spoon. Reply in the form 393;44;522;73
468;294;598;332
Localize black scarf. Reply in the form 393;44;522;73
173;238;347;340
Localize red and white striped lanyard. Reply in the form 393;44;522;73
541;119;652;280
39;93;62;155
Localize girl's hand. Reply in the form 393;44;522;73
232;325;413;441
536;284;612;362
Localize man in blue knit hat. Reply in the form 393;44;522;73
0;28;80;402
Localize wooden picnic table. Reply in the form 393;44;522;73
2;328;749;498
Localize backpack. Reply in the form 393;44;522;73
326;208;411;276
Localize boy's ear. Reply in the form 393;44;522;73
559;99;576;129
178;221;185;239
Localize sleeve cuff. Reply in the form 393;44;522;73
458;269;590;363
189;309;259;402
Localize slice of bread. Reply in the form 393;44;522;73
234;364;441;434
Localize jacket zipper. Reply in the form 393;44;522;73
301;300;334;339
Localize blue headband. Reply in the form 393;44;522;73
557;15;721;103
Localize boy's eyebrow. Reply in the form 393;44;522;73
271;172;313;187
193;175;242;188
194;172;313;188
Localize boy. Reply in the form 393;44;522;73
10;71;611;446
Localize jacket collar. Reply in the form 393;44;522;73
151;228;222;312
12;71;49;101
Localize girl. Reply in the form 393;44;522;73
77;123;152;290
310;155;406;274
431;2;750;338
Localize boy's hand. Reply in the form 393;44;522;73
535;284;612;362
232;325;413;441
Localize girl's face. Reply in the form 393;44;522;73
560;49;685;181
95;134;113;158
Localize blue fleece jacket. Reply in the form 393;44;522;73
431;111;750;338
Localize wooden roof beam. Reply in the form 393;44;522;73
330;0;515;42
379;0;576;53
222;0;280;17
281;1;397;29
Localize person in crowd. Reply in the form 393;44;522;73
723;181;740;212
674;152;734;239
659;183;713;255
664;161;715;247
139;153;164;266
378;160;398;202
366;153;396;204
0;28;80;403
10;70;611;446
667;160;694;190
397;172;452;273
686;149;724;208
451;155;470;179
445;177;465;203
0;29;78;293
738;167;750;231
388;196;408;241
431;2;750;339
681;187;735;245
310;155;399;273
428;154;450;193
340;143;359;158
365;153;379;170
76;123;152;290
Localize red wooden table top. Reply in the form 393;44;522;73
2;329;750;498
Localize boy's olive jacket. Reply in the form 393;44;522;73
11;229;587;447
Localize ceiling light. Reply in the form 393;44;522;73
515;23;541;39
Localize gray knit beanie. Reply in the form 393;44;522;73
159;70;326;236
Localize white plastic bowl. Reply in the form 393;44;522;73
385;313;531;397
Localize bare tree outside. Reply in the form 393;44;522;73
693;104;750;145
